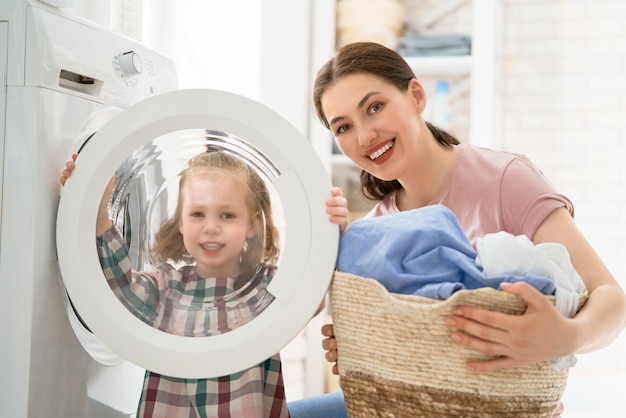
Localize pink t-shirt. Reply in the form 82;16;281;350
366;143;574;245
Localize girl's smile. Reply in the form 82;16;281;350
200;241;225;252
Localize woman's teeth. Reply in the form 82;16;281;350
368;141;394;160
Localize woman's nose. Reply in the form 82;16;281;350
356;123;376;146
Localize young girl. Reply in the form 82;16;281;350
290;41;626;418
61;149;288;418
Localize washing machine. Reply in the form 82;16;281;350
0;1;338;417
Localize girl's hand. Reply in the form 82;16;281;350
446;281;575;372
321;323;339;375
326;187;349;233
59;152;115;236
59;153;78;186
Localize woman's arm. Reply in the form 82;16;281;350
447;207;626;372
533;207;626;352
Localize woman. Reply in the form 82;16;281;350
289;41;626;417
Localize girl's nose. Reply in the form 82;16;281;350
203;218;220;234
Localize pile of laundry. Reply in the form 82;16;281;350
336;204;585;317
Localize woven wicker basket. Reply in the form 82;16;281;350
329;271;588;418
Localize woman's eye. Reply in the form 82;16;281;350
368;102;383;114
335;124;351;135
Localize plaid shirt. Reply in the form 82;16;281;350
97;226;289;417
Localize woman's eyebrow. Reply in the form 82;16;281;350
328;91;380;127
358;91;379;109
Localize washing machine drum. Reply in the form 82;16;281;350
57;89;338;379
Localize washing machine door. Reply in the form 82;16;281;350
56;88;338;379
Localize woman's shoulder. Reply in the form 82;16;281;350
457;143;522;166
455;143;543;183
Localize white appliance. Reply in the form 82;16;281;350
0;1;337;417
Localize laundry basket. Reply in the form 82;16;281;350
328;271;588;418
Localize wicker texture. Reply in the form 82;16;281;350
329;271;588;418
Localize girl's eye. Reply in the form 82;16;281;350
190;211;204;218
222;213;236;220
368;102;383;114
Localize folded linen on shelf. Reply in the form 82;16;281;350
398;32;471;56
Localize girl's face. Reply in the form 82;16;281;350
321;73;427;181
178;172;256;278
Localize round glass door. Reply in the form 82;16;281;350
57;89;338;378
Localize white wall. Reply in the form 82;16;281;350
502;0;626;283
500;2;626;415
142;1;263;98
501;2;626;303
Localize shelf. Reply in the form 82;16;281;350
402;55;472;77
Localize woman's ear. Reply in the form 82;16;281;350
408;78;427;113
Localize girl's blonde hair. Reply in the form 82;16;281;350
151;150;280;270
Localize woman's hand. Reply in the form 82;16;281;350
449;207;626;372
446;281;576;372
321;323;339;375
326;187;349;233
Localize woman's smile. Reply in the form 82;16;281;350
367;139;395;161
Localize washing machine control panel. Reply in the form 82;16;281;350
117;51;143;77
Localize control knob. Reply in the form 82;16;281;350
117;51;142;77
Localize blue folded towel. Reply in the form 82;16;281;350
336;205;556;300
